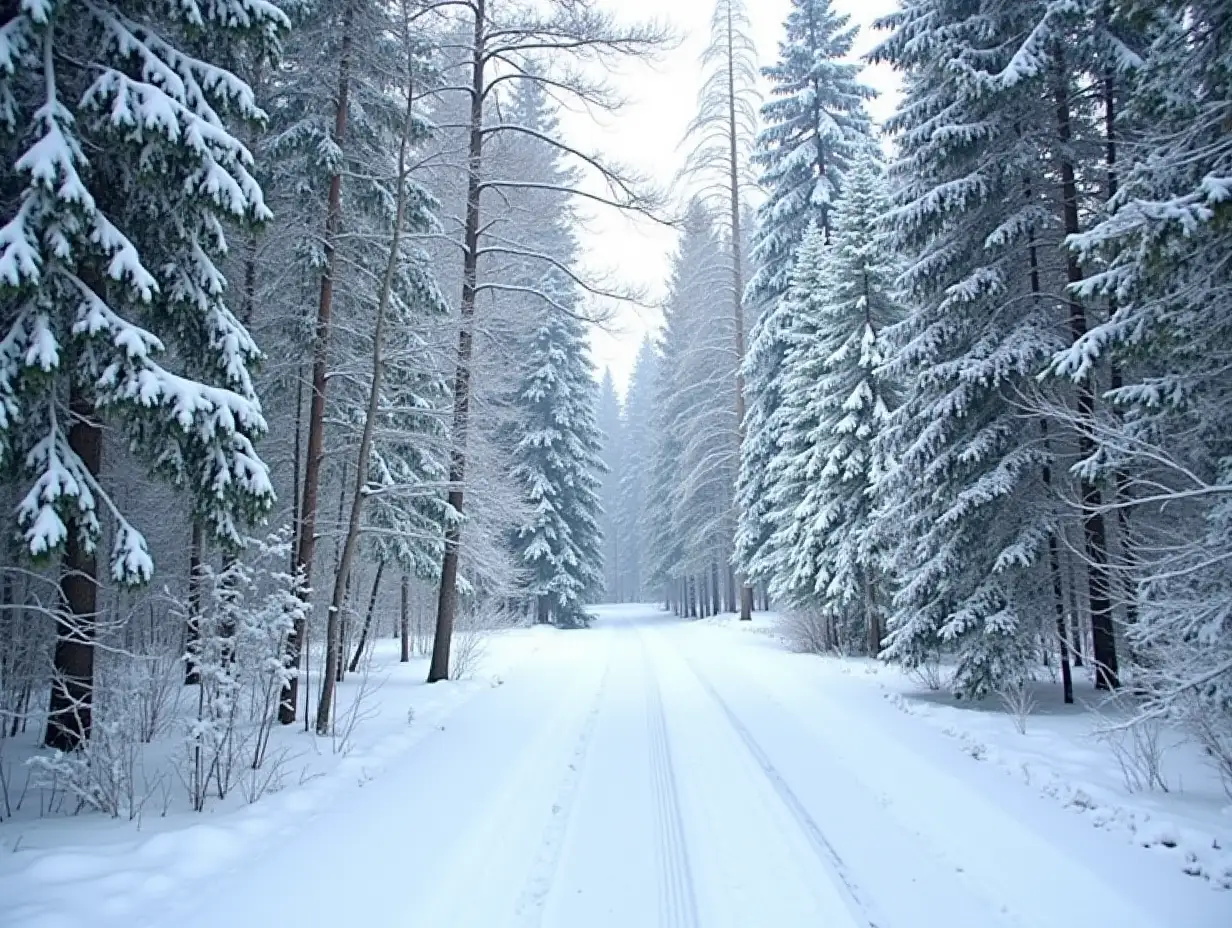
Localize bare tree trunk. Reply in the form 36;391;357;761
290;366;304;574
317;52;416;731
184;520;205;685
348;560;386;674
722;5;754;622
281;2;355;725
331;461;349;686
400;572;411;663
429;0;487;683
1100;69;1140;635
45;390;101;750
1055;52;1118;689
1062;537;1085;667
1041;426;1075;704
863;567;880;656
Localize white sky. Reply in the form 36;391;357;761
559;0;901;396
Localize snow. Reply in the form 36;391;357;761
2;605;1229;927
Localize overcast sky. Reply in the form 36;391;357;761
558;0;901;396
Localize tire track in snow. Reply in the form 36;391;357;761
644;637;702;928
679;649;880;928
513;653;613;927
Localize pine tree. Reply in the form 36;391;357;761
615;340;658;602
682;0;760;618
869;0;1073;697
645;203;738;613
0;0;284;749
1056;0;1232;722
737;0;874;602
748;0;875;307
509;287;605;628
595;369;623;601
769;160;901;652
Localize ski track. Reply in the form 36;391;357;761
417;638;615;928
512;656;611;927
676;647;878;928
643;635;703;928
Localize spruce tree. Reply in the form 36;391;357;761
870;0;1071;696
615;339;658;602
748;0;875;306
771;160;901;652
595;369;623;601
508;284;605;628
645;203;737;613
1057;0;1232;716
0;0;284;748
738;0;874;600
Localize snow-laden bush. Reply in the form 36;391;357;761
26;717;162;820
178;531;307;812
776;610;833;655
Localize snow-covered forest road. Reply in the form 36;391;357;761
6;605;1224;928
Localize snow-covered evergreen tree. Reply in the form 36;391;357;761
869;0;1073;696
747;0;875;307
615;340;658;602
1056;0;1232;737
0;0;285;747
737;0;874;601
767;159;901;651
509;285;605;628
645;203;739;614
595;369;623;601
496;80;605;628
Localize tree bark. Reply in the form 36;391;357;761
1100;69;1140;633
45;390;101;750
348;560;386;674
317;50;415;730
1055;52;1119;689
184;519;204;685
429;0;487;683
723;4;754;622
399;573;411;663
280;1;355;725
863;567;880;656
289;364;304;574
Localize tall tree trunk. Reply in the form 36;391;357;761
1055;52;1119;689
723;4;754;622
290;366;304;574
280;3;355;724
1025;163;1074;703
1041;425;1075;704
429;0;487;683
184;520;205;685
331;461;350;686
399;573;411;663
45;390;101;750
1063;538;1086;667
863;568;880;656
348;560;386;674
1100;68;1140;633
316;56;415;730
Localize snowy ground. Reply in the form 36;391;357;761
1;604;1229;927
